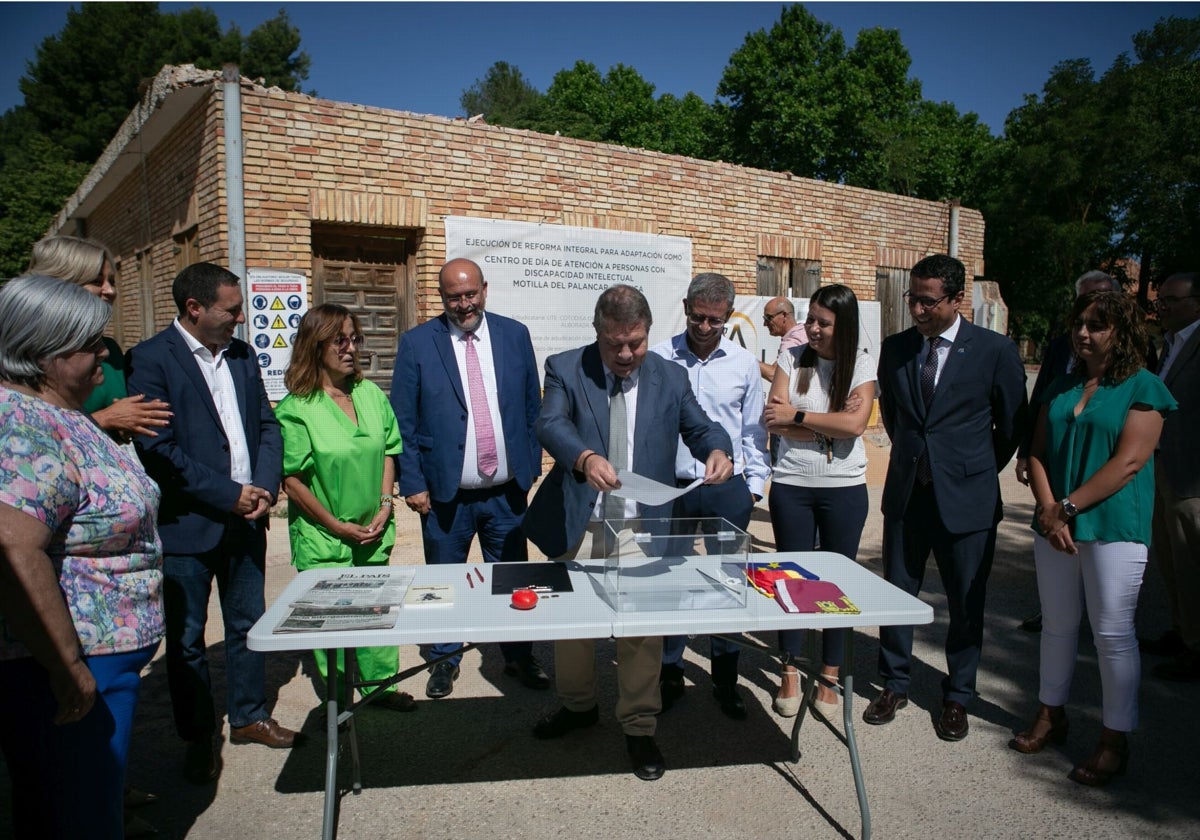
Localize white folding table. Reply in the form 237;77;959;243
249;551;932;840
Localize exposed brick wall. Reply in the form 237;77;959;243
65;80;987;345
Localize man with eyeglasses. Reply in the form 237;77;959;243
127;262;298;784
867;254;1028;742
1144;272;1200;681
651;273;769;720
390;258;549;699
759;296;808;381
524;284;733;781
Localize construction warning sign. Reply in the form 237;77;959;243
247;269;308;400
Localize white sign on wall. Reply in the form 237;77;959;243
246;268;308;400
445;217;692;378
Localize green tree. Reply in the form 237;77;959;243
1;3;312;279
460;61;545;129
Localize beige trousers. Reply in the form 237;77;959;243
553;520;662;736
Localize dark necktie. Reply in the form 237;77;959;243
1158;334;1174;376
921;335;943;409
917;336;942;484
604;375;627;522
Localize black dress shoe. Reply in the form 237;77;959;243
862;689;908;725
533;705;599;739
183;738;219;784
713;684;748;720
426;661;460;698
625;735;665;781
1019;612;1043;633
1140;629;1187;657
934;700;969;741
504;656;551;690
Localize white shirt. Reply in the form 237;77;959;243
592;365;640;520
172;319;252;484
918;314;963;387
652;334;769;497
1160;318;1200;381
447;313;512;489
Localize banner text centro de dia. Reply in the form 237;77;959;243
445;217;693;380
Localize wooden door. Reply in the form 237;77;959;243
312;227;416;394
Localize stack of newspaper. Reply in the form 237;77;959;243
274;570;413;633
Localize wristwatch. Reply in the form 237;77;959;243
793;410;806;426
1060;497;1079;518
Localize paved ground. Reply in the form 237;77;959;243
3;441;1198;840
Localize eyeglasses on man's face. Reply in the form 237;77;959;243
442;288;482;307
903;290;951;310
686;311;728;329
763;309;786;323
329;334;364;352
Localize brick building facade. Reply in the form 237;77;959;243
51;65;986;389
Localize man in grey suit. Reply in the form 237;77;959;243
866;254;1028;741
523;284;733;781
1146;271;1200;681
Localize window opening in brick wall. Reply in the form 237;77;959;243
876;266;914;338
757;257;821;298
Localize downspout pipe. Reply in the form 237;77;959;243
223;64;248;339
948;199;961;258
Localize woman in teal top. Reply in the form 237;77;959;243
28;236;172;443
276;304;414;712
1014;291;1175;787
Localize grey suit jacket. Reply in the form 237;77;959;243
524;345;732;558
1160;324;1200;498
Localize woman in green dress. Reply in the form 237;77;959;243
28;236;172;443
276;303;415;711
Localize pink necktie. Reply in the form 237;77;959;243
465;332;498;476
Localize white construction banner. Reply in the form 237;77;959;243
247;268;308;400
445;217;692;378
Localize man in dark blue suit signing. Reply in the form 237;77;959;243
127;262;298;785
391;258;547;699
866;254;1029;741
524;284;734;781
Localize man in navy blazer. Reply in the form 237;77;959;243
866;254;1028;741
390;258;546;699
524;284;733;781
127;262;296;785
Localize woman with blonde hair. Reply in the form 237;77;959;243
276;303;414;711
29;235;171;442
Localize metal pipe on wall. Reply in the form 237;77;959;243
222;64;248;340
948;199;961;258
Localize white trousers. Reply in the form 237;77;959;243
1034;535;1146;732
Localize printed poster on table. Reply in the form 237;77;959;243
445;217;693;380
246;269;308;400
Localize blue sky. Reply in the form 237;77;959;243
2;2;1196;136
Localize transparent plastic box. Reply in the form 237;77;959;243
598;517;749;612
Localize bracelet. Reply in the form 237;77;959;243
380;495;396;507
580;452;599;471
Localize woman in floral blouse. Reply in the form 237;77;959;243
0;275;163;840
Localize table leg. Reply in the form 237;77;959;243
842;669;870;840
345;651;363;794
321;648;340;840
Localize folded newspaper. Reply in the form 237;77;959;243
274;571;412;633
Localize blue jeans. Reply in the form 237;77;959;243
662;476;754;672
0;644;158;840
769;482;868;666
163;518;268;738
421;481;532;667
